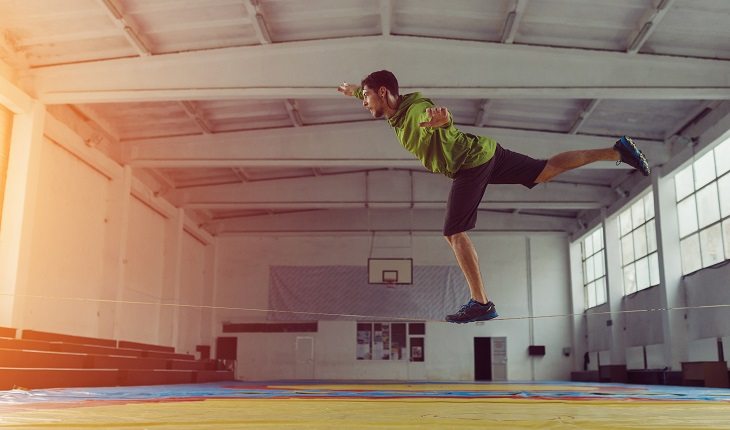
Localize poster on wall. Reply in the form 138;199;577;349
391;323;406;361
381;323;390;359
410;337;425;362
356;323;372;360
373;324;383;360
391;342;400;360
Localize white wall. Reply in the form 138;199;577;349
216;232;573;381
118;196;166;344
687;337;719;362
685;262;730;342
529;236;574;380
644;343;666;368
3;111;214;354
0;105;11;227
623;286;665;347
625;343;668;370
22;138;111;336
586;303;611;352
626;345;644;369
178;231;208;354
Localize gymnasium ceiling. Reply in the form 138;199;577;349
1;0;729;236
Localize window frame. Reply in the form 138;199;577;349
618;192;660;295
674;139;730;276
356;321;424;362
580;227;607;310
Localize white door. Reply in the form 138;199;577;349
491;337;507;381
295;336;314;379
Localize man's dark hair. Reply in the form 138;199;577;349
361;70;399;96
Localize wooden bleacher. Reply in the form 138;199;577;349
570;370;599;382
681;361;729;388
598;364;628;383
0;327;17;338
626;368;682;386
0;326;233;390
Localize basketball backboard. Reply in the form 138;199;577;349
368;258;413;284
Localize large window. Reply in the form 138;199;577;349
356;322;424;362
581;227;606;309
619;192;659;294
674;137;730;275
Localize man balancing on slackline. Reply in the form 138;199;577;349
338;70;650;324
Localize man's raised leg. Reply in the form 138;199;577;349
535;148;619;183
534;136;650;183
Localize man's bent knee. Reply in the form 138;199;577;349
534;162;562;184
444;231;468;246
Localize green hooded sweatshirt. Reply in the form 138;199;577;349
356;89;497;178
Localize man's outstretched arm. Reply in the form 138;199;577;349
337;82;363;99
419;106;451;128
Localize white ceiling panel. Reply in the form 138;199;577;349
296;98;373;125
481;99;584;133
199;99;292;132
243;166;322;180
261;0;381;42
0;0;135;66
641;0;730;59
394;0;510;41
85;101;201;139
128;1;258;53
159;167;240;189
516;0;653;51
580;99;709;140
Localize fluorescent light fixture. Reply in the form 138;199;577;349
292;109;304;127
657;0;672;11
100;0;123;20
285;100;303;126
194;117;212;134
255;13;272;43
500;11;516;43
628;21;653;52
124;26;150;55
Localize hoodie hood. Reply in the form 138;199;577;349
387;92;432;128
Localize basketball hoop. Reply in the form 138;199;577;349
384;280;397;289
368;258;412;285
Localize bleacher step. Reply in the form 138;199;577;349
0;368;235;390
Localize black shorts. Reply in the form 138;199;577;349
443;144;548;236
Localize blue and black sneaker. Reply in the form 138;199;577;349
614;135;650;176
446;299;498;324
